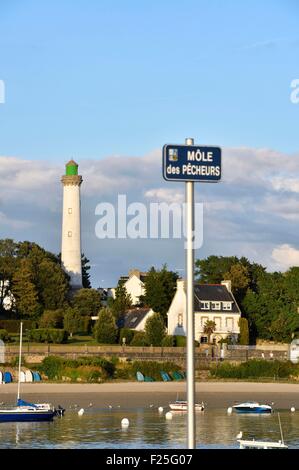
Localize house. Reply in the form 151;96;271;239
109;269;148;305
117;307;155;331
167;279;241;344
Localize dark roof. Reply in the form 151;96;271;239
194;284;240;313
117;308;152;329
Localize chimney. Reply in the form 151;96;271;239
221;280;232;293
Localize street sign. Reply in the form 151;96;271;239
163;144;221;182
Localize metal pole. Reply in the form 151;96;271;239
185;137;195;449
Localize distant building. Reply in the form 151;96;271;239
167;279;241;344
117;307;155;331
109;269;148;305
0;281;15;312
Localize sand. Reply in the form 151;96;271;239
1;381;299;409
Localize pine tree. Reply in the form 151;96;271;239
93;308;117;344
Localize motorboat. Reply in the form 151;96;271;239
169;400;205;412
232;401;272;414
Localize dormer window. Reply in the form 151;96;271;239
211;301;221;310
201;301;210;310
223;302;232;311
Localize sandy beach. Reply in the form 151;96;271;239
1;381;299;409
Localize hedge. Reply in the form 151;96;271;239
28;329;69;344
0;320;37;333
210;359;296;379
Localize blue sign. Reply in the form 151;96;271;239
163;144;221;182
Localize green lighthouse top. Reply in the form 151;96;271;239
65;159;78;176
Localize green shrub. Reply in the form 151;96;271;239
174;335;186;347
144;313;166;346
130;331;149;346
115;365;134;380
41;356;64;379
28;328;68;344
40;355;115;381
161;335;175;347
210;359;296;379
119;328;135;345
0;329;10;342
39;309;64;329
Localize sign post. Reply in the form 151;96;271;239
185;137;195;449
162;139;221;449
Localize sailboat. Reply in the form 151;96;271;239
0;322;58;422
237;413;288;449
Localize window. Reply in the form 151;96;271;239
177;314;183;327
200;336;208;344
213;316;221;330
68;208;72;214
201;316;209;327
211;301;221;310
68;231;72;237
226;317;234;329
223;302;232;311
201;301;210;310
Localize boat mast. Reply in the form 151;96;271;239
17;322;23;401
277;412;284;445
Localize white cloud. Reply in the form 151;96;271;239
144;188;184;204
1;145;299;285
271;244;299;270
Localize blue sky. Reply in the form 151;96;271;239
0;1;299;286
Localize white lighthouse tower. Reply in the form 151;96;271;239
61;160;83;289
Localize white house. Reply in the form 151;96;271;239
0;280;15;311
167;279;241;344
109;269;147;305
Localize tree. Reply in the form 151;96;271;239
224;263;250;303
144;313;166;346
195;256;239;284
39;309;64;328
143;265;178;321
35;259;69;310
81;254;91;288
93;308;117;344
63;307;90;337
238;318;249;345
110;282;132;320
203;320;216;344
11;259;40;318
72;288;102;316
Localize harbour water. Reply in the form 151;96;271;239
0;408;298;449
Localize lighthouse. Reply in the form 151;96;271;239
61;160;83;289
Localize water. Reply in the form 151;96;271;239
0;409;298;449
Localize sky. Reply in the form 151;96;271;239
0;0;299;287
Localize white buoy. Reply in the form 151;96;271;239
121;418;129;427
291;407;296;412
165;411;173;420
78;408;84;416
158;407;164;413
89;403;93;407
227;407;233;414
